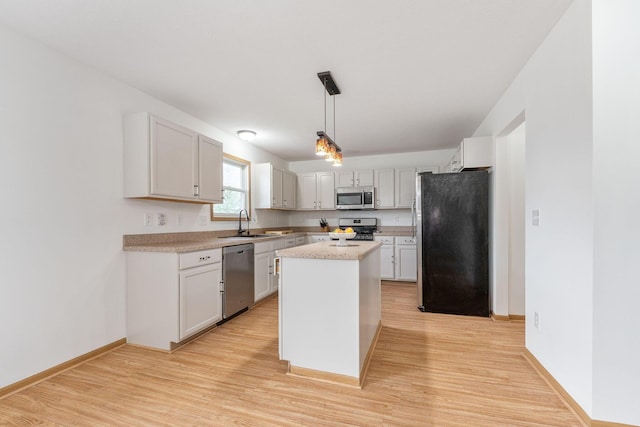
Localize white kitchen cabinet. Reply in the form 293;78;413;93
448;145;463;172
126;248;222;351
334;170;374;188
374;169;395;208
197;135;224;203
375;236;395;279
445;136;493;172
395;237;417;281
123;113;223;204
395;168;416;208
296;172;335;210
284;236;297;248
179;262;222;339
317;172;336;209
254;241;272;303
283;170;296;209
298;173;318;210
254;163;296;210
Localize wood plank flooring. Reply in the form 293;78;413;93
0;282;583;426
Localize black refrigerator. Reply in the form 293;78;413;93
416;170;490;317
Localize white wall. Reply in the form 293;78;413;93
473;0;594;415
591;0;640;424
0;24;287;388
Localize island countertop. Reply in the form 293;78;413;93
276;240;381;261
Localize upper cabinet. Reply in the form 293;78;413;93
395;168;416;208
254;163;296;210
123;113;223;204
197;135;224;203
297;172;335;210
374;169;395;208
282;170;296;209
335;170;374;188
445;136;493;172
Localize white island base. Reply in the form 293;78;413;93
276;241;382;388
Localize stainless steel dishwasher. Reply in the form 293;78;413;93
222;243;255;319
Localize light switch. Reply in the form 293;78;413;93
532;209;540;226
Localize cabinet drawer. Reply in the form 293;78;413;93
375;236;394;245
396;237;416;245
284;238;296;248
272;238;285;250
254;241;273;254
179;248;221;270
295;236;306;245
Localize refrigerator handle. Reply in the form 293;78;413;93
411;198;416;242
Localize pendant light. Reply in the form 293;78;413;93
315;71;343;166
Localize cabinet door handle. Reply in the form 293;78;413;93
193;184;199;197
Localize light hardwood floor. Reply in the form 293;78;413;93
0;282;583;426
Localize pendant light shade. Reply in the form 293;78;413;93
325;144;336;162
332;152;343;167
315;137;329;156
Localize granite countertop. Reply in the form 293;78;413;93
123;228;409;253
123;232;307;253
276;240;381;261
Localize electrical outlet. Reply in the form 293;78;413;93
534;312;540;329
532;209;540;226
144;213;153;226
176;215;183;226
156;213;166;226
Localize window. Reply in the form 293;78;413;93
210;154;250;220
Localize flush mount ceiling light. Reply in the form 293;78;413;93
315;71;343;167
237;130;256;142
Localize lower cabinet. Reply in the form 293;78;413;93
254;249;272;303
254;237;290;303
126;248;222;351
375;236;417;281
179;262;222;339
395;237;417;281
376;236;395;280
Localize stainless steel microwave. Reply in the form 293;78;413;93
336;186;375;210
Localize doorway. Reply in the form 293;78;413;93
493;116;526;319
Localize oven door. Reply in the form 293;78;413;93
336;189;364;210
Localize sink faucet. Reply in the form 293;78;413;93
238;209;250;235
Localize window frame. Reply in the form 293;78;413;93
210;154;251;221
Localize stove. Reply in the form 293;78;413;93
337;218;377;241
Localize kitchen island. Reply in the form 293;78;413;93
276;240;382;387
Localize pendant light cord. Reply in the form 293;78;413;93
324;78;327;133
333;94;336;144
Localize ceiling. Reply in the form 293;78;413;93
0;0;572;161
